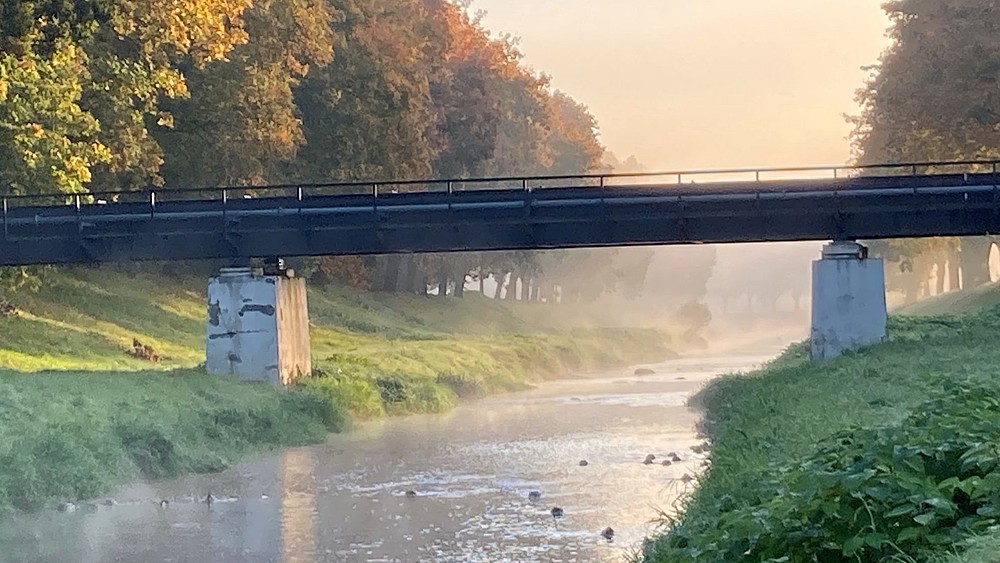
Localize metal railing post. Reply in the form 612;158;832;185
2;197;7;240
75;194;82;234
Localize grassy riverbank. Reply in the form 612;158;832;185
0;267;671;515
640;300;1000;562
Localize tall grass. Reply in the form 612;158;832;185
0;368;337;514
640;309;1000;562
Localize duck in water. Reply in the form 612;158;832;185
601;527;615;541
579;460;589;467
643;454;656;465
405;490;417;498
204;493;215;506
550;507;564;519
159;499;169;508
528;491;542;502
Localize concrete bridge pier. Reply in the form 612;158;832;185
206;264;311;384
810;241;887;361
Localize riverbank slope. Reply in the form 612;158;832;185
0;268;673;515
640;297;1000;562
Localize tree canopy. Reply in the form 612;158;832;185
852;0;1000;298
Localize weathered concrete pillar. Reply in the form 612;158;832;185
206;267;311;384
810;241;887;361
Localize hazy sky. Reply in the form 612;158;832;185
475;0;891;171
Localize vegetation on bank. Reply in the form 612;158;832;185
641;302;1000;562
0;267;672;515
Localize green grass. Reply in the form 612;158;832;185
640;307;1000;562
896;281;1000;317
0;368;337;513
0;268;672;514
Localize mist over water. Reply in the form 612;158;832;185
0;355;777;563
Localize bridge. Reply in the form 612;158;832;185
3;162;1000;265
4;160;999;380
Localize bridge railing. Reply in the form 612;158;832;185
3;160;1000;215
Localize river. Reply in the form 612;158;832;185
0;354;774;563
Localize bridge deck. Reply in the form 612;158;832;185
3;165;1000;265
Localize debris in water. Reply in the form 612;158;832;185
634;368;655;375
204;493;215;506
159;500;169;508
57;502;76;513
661;460;672;467
101;499;115;507
579;460;589;466
680;474;695;484
550;507;564;518
601;527;615;541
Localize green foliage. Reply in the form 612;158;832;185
0;369;334;514
662;384;1000;561
436;373;487;399
297;375;382;420
852;1;1000;288
642;307;1000;563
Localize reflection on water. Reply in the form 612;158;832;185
0;354;772;563
282;449;317;563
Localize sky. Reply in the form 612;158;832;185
474;0;891;171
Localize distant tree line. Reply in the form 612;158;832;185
853;0;1000;302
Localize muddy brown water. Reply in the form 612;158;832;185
0;354;774;563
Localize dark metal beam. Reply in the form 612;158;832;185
2;171;1000;266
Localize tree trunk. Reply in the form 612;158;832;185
505;273;518;301
901;270;920;305
960;237;992;289
406;257;422;294
935;258;946;295
524;278;533;302
396;256;412;293
494;272;508;300
948;256;961;292
373;256;399;292
453;271;466;298
438;269;449;299
479;271;485;294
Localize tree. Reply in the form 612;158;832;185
852;0;1000;290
